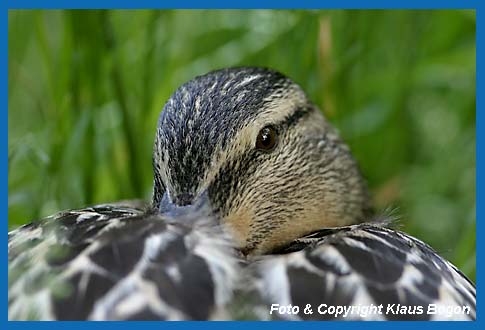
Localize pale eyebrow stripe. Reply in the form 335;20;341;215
197;88;308;195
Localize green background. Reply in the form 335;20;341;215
8;10;476;280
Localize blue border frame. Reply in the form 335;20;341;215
3;0;481;329
1;0;481;10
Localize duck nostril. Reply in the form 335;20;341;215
158;190;212;222
175;193;194;206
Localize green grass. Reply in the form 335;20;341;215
8;10;476;280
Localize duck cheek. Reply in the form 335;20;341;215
222;208;255;251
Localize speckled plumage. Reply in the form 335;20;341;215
8;67;475;320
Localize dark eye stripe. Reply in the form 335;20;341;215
253;106;313;152
282;105;314;128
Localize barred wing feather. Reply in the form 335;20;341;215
8;204;238;320
247;224;476;320
8;207;475;321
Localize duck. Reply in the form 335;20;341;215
8;67;476;320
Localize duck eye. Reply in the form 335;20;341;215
255;126;277;151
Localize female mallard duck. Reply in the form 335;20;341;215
8;67;475;320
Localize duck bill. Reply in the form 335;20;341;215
157;190;213;223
